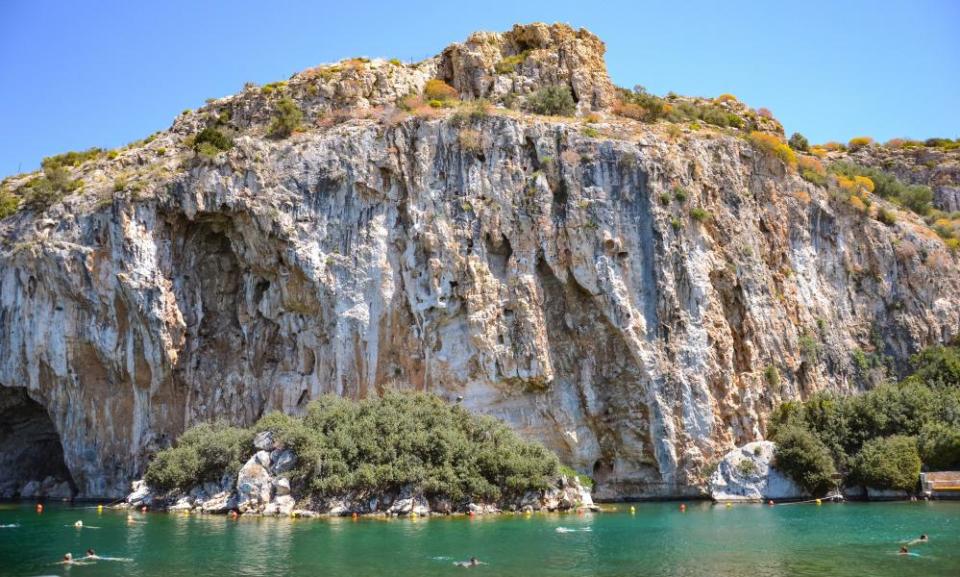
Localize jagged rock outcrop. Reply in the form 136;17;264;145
1;24;959;501
708;441;806;502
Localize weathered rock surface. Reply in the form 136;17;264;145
2;23;960;501
708;441;807;502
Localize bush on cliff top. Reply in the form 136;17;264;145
145;392;560;502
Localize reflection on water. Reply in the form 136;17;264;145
0;502;957;577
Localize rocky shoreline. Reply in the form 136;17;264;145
124;431;597;517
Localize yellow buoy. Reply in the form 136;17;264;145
97;504;104;514
816;499;822;505
629;506;636;514
725;503;732;508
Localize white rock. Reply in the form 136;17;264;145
709;441;807;502
254;431;275;452
201;491;236;513
274;478;291;496
237;454;273;512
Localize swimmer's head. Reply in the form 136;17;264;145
74;520;83;527
920;534;928;540
64;553;73;561
470;557;478;566
86;548;96;556
900;546;908;553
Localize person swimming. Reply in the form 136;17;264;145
899;546;909;555
454;557;481;568
907;534;929;545
86;548;99;559
63;553;73;563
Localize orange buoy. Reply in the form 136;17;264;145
36;503;43;513
768;500;775;506
352;512;359;520
230;510;239;520
679;504;686;512
469;510;475;517
141;506;147;513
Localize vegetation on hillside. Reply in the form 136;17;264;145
769;342;960;495
145;392;561;503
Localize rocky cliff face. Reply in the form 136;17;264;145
1;23;958;500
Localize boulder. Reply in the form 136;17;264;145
273;478;291;496
19;480;40;499
45;481;73;500
263;495;296;516
169;496;194;511
254;431;275;452
709;441;807;502
200;491;237;514
126;479;154;506
237;454;273;513
270;449;297;474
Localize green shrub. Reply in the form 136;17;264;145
144;422;254;492
876;207;897;226
193;127;234;156
268;97;303;138
17;165;83;211
41;148;104;170
918;422;960;471
830;162;933;215
764;365;781;389
771;425;838;495
852;435;920;492
689;207;711;222
0;187;20;218
908;345;960;389
788;132;809;152
559;465;594;489
673;186;688;203
146;392;560;503
737;459;758;476
525;85;576;117
495;51;529;74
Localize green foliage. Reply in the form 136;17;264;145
582;126;599;138
673;186;688;203
689;207;711;222
736;459;758;476
830;162;933;215
876;207;897;226
918;422;960;471
615;86;745;128
495;51;529;74
770;341;960;491
0;187;20;218
788;132;809;152
771;425;838;495
146;392;560;503
193;127;234;156
558;465;594;489
525;85;576;117
268;97;303;138
144;422;254;492
764;365;781;389
18;165;83;211
907;345;960;389
852;435;920;492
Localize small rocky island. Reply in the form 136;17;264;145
125;393;595;516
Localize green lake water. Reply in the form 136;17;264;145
1;501;958;576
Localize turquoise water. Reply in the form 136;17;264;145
1;501;958;576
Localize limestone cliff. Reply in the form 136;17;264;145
1;23;958;500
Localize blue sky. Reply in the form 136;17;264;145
1;0;958;177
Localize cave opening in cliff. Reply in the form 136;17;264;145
0;387;76;499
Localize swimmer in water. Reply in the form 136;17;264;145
907;533;929;545
74;520;83;528
454;557;481;568
63;553;74;564
86;548;99;559
899;546;909;555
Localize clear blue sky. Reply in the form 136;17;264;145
1;0;958;177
